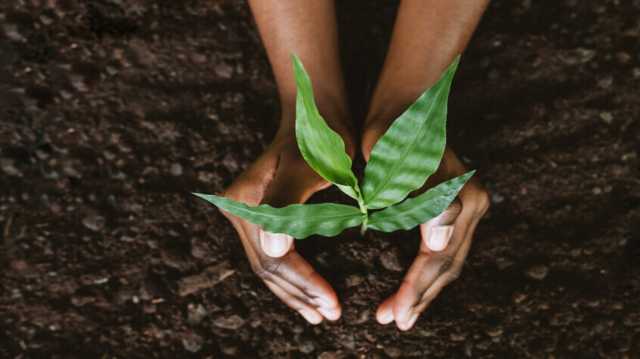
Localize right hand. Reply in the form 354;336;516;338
220;136;343;324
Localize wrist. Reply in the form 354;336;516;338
274;93;355;158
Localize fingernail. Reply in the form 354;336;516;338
377;309;393;325
260;230;293;258
425;225;453;252
317;306;340;321
299;308;323;324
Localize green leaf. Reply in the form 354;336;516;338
362;56;460;209
292;55;359;200
193;193;364;239
367;170;474;232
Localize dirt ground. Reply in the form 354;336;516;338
1;0;639;358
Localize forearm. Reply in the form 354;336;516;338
248;0;349;133
367;0;490;123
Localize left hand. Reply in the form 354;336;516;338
363;131;490;330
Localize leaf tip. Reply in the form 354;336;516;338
466;169;477;179
192;192;219;205
291;53;304;73
450;54;461;71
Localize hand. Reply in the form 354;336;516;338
363;129;490;330
221;133;351;324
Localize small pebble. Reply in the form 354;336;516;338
191;53;207;64
597;76;613;89
299;340;315;354
345;274;364;288
213;314;245;330
181;333;203;353
70;74;89;92
170;163;183;176
93;277;109;285
486;326;503;337
318;352;340;359
599;112;613;124
0;158;22;177
379;249;403;272
513;292;527;304
221;344;238;355
384;347;403;358
187;303;208;325
526;265;549;280
10;260;29;272
353;309;370;325
616;51;631;64
214;62;234;79
450;333;466;342
3;24;26;42
82;214;105;232
491;193;505;204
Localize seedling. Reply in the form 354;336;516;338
194;55;474;239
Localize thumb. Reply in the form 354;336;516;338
260;231;294;258
259;144;327;258
420;199;462;252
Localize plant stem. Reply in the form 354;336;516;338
360;215;368;236
357;198;367;215
354;185;368;236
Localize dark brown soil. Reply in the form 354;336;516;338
1;1;639;358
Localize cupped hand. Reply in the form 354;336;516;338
220;135;347;324
363;129;490;330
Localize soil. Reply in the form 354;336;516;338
1;0;639;358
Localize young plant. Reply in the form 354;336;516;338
194;55;474;239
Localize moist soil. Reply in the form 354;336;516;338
1;1;639;358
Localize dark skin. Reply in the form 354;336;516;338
222;0;490;329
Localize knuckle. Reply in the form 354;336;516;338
467;188;490;219
447;268;462;282
251;257;282;280
250;262;268;279
448;199;463;216
477;190;491;213
420;291;436;304
446;261;465;282
437;255;455;276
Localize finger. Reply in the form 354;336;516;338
376;294;396;325
420;200;461;252
239;222;341;321
259;230;294;258
424;226;454;252
391;201;471;330
253;143;341;319
269;272;341;321
263;280;323;325
411;273;452;317
229;215;340;321
256;144;320;259
412;215;480;316
271;251;342;321
391;253;443;330
406;212;482;326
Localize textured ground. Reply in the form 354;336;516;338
1;0;639;357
